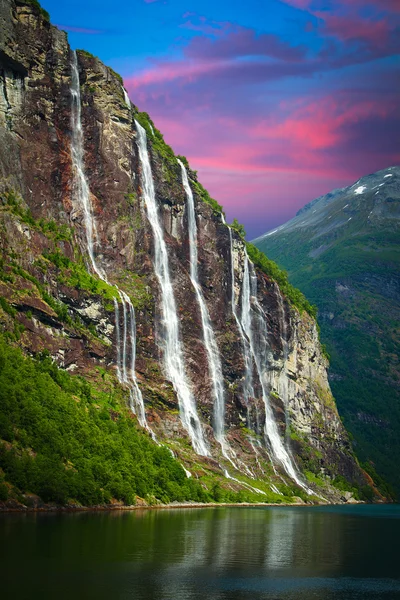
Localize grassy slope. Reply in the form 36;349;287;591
255;212;399;498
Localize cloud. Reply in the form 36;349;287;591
184;24;308;62
281;0;400;13
126;8;400;236
56;25;106;34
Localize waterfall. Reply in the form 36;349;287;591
118;290;148;429
70;52;148;431
70;52;105;281
276;289;291;441
135;121;209;456
240;252;312;493
122;87;131;108
113;298;122;380
228;228;256;417
178;160;229;453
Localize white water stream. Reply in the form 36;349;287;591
70;52;148;430
228;228;256;416
135;121;208;456
178;160;229;453
240;252;312;494
276;289;291;442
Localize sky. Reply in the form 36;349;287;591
42;0;400;238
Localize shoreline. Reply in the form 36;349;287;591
0;499;365;514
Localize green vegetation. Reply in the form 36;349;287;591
77;49;97;60
135;112;176;162
0;297;17;318
1;186;72;242
43;249;119;302
362;461;396;501
22;0;50;22
9;261;71;324
0;337;281;506
246;242;317;318
124;192;137;207
176;155;189;169
116;271;153;311
108;67;123;86
0;337;210;506
230;218;246;238
191;179;223;216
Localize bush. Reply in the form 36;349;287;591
0;336;210;506
231;218;246;238
21;1;50;22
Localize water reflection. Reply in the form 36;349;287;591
1;506;400;599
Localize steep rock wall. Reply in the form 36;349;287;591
0;0;369;502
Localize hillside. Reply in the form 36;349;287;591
254;167;400;497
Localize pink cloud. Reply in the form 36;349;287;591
128;59;222;88
260;96;394;153
135;87;398;235
127;8;400;236
185;25;307;62
281;0;400;52
281;0;400;12
320;14;393;48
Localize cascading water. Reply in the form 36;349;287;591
122;87;131;108
70;52;105;281
178;160;228;451
70;52;148;431
118;290;148;429
240;252;312;494
276;289;291;441
135;121;208;456
228;228;256;418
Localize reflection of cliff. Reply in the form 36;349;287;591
1;508;399;599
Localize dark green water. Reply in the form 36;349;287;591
1;505;399;600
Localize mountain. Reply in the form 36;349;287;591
253;167;400;498
0;0;374;508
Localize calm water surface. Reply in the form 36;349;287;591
1;504;399;600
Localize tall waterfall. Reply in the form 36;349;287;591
70;52;105;281
228;229;255;413
240;252;312;493
70;52;148;430
179;160;228;451
276;289;291;441
135;121;209;456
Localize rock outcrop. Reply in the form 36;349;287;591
0;0;371;503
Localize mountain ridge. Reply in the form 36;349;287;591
254;166;400;497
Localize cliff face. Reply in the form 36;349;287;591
0;0;370;503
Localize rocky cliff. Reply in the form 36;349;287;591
0;0;372;505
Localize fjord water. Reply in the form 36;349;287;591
1;505;399;600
